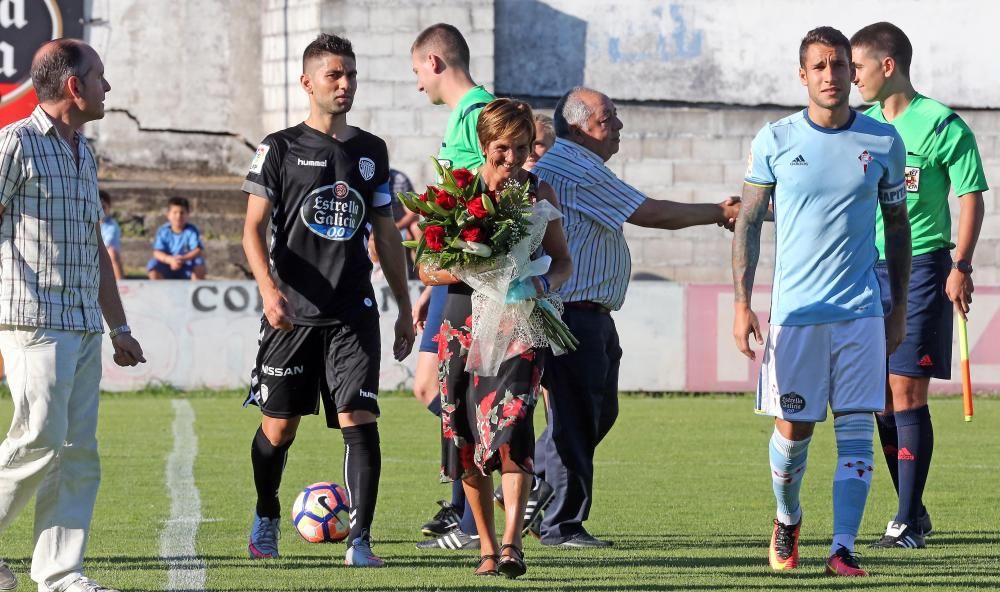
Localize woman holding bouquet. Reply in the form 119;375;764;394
418;98;572;578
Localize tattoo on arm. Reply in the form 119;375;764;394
732;183;773;305
881;201;912;310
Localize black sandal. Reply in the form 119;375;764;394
474;554;499;577
498;544;527;579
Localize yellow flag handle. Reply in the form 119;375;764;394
958;314;973;422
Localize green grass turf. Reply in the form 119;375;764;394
1;394;998;591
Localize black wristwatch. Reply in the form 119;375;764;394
953;259;973;274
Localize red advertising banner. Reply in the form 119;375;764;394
686;284;1000;393
0;1;84;127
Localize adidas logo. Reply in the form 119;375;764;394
790;154;808;166
918;354;933;367
898;447;915;461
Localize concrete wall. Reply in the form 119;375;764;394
320;0;495;186
80;0;1000;281
87;0;263;173
611;105;1000;285
496;0;1000;108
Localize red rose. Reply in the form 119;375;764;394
452;168;475;189
418;189;429;202
432;186;457;209
424;225;446;252
467;195;490;219
460;226;486;244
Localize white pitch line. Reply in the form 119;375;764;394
159;400;207;592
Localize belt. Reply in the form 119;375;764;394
564;301;611;314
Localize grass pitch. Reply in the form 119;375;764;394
1;393;998;591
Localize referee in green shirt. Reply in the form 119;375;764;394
851;22;989;549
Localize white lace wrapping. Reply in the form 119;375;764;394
453;199;564;376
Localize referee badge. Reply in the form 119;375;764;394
359;157;375;181
904;166;920;192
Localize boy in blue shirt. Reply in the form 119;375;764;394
147;196;207;280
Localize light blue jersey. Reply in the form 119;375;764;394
746;109;906;326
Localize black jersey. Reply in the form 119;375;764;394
242;123;392;325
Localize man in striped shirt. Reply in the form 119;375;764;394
532;86;740;547
0;40;145;592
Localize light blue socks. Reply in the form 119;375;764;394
831;413;875;554
769;428;811;525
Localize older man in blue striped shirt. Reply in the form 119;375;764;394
532;86;739;548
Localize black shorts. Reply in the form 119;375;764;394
876;248;953;379
245;313;381;428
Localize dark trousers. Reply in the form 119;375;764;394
536;309;622;543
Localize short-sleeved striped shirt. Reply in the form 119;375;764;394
0;106;103;333
533;138;646;311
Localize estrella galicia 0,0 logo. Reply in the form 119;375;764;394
779;392;806;414
300;181;366;241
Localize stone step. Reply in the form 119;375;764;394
118;237;251;279
100;178;248;217
100;177;251;279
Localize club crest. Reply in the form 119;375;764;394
858;150;873;174
359;157;375;181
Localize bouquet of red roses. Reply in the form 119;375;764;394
396;160;533;270
397;160;577;374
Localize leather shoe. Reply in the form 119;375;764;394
553;531;612;548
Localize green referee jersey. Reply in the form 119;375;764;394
438;85;495;171
866;94;989;259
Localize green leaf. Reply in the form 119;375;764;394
431;157;446;180
414;236;426;263
481;194;497;216
491;226;509;244
401;240;419;249
413;199;435;215
426;201;452;217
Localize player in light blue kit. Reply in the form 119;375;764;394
732;26;912;577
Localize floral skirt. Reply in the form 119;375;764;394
436;285;542;481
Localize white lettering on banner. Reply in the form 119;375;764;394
684;285;1000;393
0;41;14;77
0;0;27;30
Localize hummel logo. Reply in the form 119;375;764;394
790;154;808;166
297;158;327;167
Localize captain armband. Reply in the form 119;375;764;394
878;181;906;207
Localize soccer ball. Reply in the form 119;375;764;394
291;482;351;543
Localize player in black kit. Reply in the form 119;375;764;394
241;33;414;567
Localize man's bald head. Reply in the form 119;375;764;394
553;86;622;162
30;38;95;102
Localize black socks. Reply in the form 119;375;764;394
251;425;293;519
343;422;382;542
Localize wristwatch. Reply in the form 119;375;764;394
109;324;131;339
953;259;973;274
